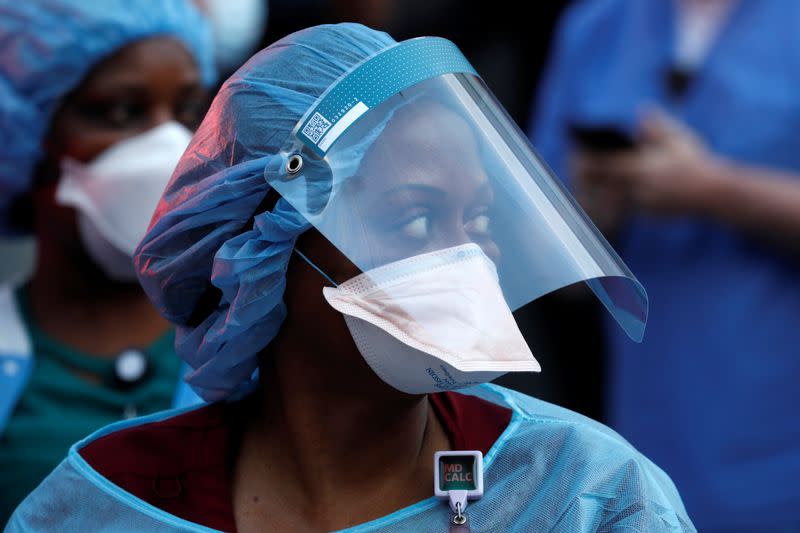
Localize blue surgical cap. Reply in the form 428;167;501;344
0;0;216;235
135;24;396;401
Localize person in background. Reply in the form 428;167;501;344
0;0;216;521
530;1;800;531
195;0;269;78
7;23;694;532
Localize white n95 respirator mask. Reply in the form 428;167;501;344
56;121;192;281
322;244;541;395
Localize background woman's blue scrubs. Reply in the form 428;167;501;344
530;1;800;531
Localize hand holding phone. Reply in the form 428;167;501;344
566;123;635;236
568;123;637;152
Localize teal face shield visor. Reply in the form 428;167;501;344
264;37;648;342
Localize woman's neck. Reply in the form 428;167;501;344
232;329;452;532
26;233;170;356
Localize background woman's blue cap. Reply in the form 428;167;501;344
0;0;216;235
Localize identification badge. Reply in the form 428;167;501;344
434;451;483;531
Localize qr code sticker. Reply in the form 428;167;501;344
302;112;332;144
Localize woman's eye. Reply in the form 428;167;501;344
107;103;133;125
400;216;431;240
465;214;491;236
80;100;146;129
102;101;148;128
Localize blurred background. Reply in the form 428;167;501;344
3;1;799;532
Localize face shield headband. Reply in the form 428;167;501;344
262;37;648;342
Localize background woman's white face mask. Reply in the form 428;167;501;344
55;121;192;281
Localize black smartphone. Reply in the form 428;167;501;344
568;123;637;152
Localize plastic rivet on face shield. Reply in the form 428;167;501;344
261;38;648;394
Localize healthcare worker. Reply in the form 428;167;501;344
0;0;216;521
530;1;800;532
7;23;694;532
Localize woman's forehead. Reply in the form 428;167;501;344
356;102;487;193
76;37;200;94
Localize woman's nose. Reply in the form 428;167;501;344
148;105;175;129
438;220;500;265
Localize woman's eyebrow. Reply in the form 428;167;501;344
79;82;149;99
381;183;448;199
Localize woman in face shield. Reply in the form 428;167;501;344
0;0;216;521
7;24;694;532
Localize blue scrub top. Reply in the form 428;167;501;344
5;384;695;532
530;1;800;531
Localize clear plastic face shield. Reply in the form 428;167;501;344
266;38;647;357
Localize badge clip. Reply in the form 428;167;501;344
434;451;483;528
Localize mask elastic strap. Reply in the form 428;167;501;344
293;248;339;287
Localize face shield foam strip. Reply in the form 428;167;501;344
294;37;477;157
